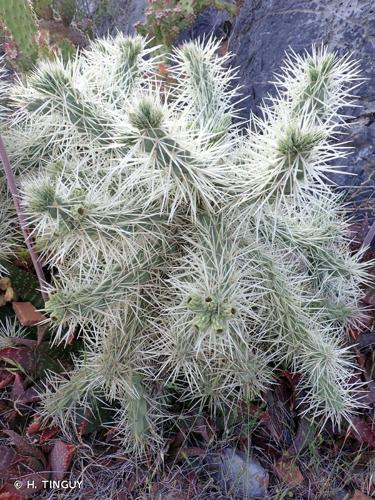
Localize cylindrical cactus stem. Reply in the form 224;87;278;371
44;245;165;339
39;367;93;429
274;45;362;124
24;175;168;240
46;266;150;323
237;109;343;208
0;0;39;71
122;376;151;448
171;37;239;137
128;98;228;217
297;330;361;424
114;36;146;96
25;62;133;147
83;311;150;403
83;35;161;107
255;244;359;422
275;124;326;193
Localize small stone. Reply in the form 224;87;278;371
0;277;11;291
206;447;269;499
4;287;16;302
12;302;47;326
350;490;372;500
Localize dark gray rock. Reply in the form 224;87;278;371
205;447;269;498
331;490;351;500
332;114;375;216
229;0;374;116
228;0;375;216
77;0;146;37
174;6;234;46
79;1;234;44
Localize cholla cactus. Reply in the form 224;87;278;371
3;35;371;453
0;0;39;71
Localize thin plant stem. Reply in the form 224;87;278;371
0;134;48;302
362;219;375;250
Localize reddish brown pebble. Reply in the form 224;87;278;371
12;302;46;326
350;490;372;500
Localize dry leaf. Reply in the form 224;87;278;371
48;441;76;481
275;456;304;487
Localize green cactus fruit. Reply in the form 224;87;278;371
211;313;224;332
221;304;236;319
187;294;204;311
192;312;211;330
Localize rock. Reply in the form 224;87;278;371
79;1;235;44
350;490;372;500
334;115;375;218
228;0;375;214
77;0;146;37
205;447;269;498
174;6;234;46
229;0;374;117
331;491;351;500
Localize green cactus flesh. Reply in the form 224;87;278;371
0;0;39;71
